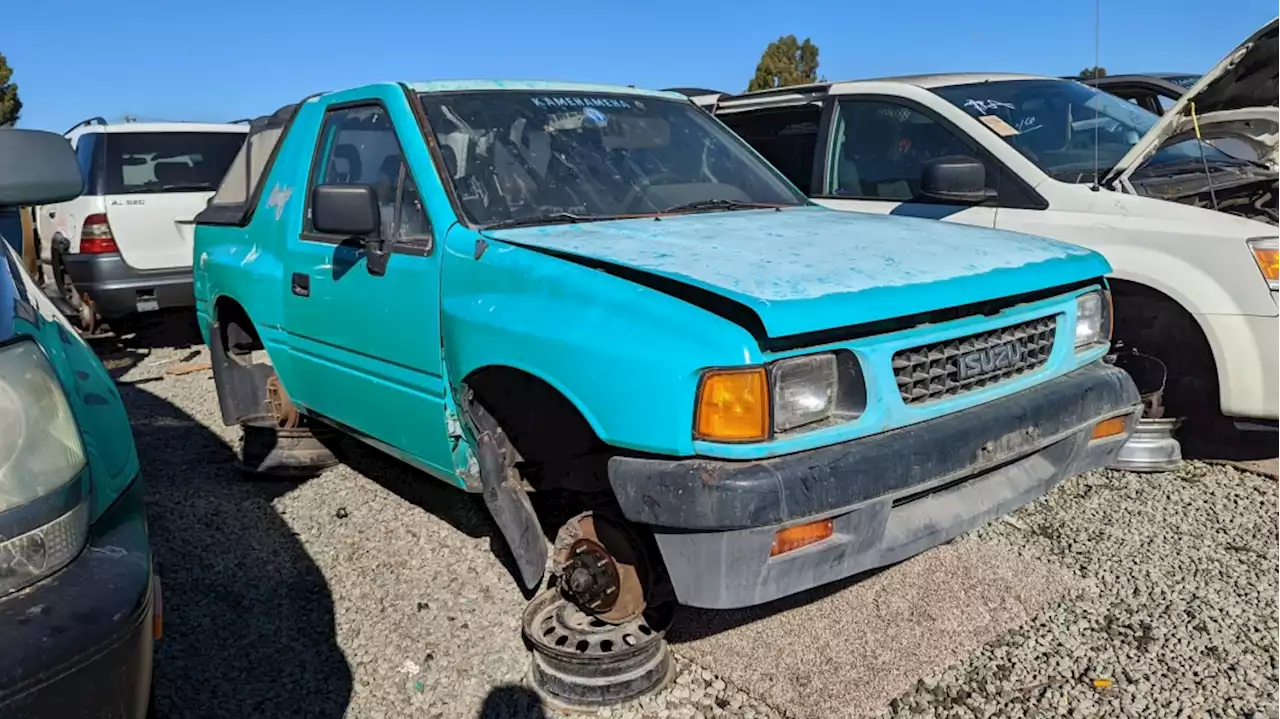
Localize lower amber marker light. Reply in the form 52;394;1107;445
1091;416;1128;440
770;519;834;557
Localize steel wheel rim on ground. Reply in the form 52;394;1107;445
522;586;674;711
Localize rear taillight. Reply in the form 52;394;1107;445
79;213;118;254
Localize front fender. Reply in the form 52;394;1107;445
440;228;760;457
1098;243;1278;419
1103;242;1274;320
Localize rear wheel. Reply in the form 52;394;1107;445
234;378;339;479
214;308;340;479
235;414;340;478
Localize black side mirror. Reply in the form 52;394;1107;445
311;184;389;276
919;156;997;204
0;129;84;207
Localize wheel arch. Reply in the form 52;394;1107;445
1107;276;1222;414
459;362;610;459
209;294;279;426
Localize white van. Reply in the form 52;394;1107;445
37;118;248;332
683;19;1278;441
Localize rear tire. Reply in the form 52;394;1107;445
235;414;340;479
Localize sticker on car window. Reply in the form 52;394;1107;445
583;107;608;128
978;115;1020;136
531;95;632;109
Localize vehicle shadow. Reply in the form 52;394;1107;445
117;380;353;718
477;684;548;718
664;565;893;644
87;311;207;380
1180;422;1278;462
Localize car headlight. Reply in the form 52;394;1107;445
694;352;866;441
772;353;839;432
1075;289;1112;350
1247;237;1278;291
0;340;90;597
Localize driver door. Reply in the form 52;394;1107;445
280;97;456;481
813;98;998;228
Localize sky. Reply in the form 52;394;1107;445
6;0;1276;133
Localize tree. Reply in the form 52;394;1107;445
0;52;21;128
1078;66;1107;80
748;35;821;92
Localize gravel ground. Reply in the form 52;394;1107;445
108;323;783;719
881;462;1279;719
101;318;1277;719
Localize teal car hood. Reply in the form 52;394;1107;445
484;206;1110;339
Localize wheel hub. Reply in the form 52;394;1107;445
551;512;648;624
266;375;300;428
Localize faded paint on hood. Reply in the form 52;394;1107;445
484;206;1108;338
1108;18;1279;186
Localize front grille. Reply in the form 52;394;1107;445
892;315;1058;404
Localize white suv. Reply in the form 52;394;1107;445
36;118;248;331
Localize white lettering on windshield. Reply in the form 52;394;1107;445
531;96;633;109
963;98;1016;113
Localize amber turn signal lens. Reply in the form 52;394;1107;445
1091;416;1127;440
695;368;769;442
1251;246;1279;283
771;519;834;557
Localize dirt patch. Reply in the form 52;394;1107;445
669;540;1079;719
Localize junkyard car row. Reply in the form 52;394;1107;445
0;16;1275;718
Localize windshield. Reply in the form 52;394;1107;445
417;91;807;227
932;79;1235;182
99;132;246;195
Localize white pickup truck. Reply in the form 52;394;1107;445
683;18;1278;443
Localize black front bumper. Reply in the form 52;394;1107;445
60;251;192;319
608;361;1141;609
0;480;155;719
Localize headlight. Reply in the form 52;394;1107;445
1075;290;1112;350
694;352;866;442
0;341;89;596
772;354;838;432
1247;237;1278;291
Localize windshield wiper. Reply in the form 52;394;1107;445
660;199;788;215
483;212;601;230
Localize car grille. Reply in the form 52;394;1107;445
892;316;1058;404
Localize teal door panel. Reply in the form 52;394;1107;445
279;89;457;483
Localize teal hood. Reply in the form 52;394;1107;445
484;206;1110;339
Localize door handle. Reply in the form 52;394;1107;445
291;273;310;297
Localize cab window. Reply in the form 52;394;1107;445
827;99;994;201
307;104;430;244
